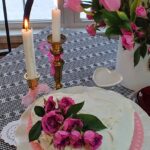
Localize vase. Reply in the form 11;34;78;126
116;38;150;91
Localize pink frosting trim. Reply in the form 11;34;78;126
129;112;144;150
27;112;144;150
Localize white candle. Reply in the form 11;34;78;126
52;0;61;42
22;19;37;79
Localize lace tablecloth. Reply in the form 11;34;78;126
0;28;135;150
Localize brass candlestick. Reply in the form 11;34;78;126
47;34;66;90
24;73;40;90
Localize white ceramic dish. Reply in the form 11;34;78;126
93;68;123;87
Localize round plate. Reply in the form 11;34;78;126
93;68;123;87
15;87;150;150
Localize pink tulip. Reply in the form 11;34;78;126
99;0;121;11
121;31;134;50
137;31;145;38
64;0;83;12
136;6;147;18
148;47;150;53
87;14;93;20
130;22;138;32
86;24;96;36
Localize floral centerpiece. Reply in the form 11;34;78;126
29;96;106;150
64;0;150;66
64;0;150;90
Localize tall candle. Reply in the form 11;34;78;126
52;0;61;42
22;19;37;79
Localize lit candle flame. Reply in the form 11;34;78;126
54;0;58;9
24;19;29;31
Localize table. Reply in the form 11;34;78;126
0;28;135;150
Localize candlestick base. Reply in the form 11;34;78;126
24;73;40;90
47;34;66;90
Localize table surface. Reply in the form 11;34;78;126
0;28;135;150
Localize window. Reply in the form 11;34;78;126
0;0;90;30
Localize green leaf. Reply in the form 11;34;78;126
140;44;147;58
65;101;85;118
93;12;102;23
105;26;121;37
117;11;129;21
130;0;141;21
120;22;131;30
134;47;141;66
74;114;106;131
29;121;42;142
34;106;45;117
101;10;121;26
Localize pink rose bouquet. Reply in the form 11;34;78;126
29;96;106;150
64;0;150;66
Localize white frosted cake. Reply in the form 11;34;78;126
29;89;134;150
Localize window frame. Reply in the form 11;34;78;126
0;0;91;30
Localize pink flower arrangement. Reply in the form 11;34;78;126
29;96;106;150
121;31;134;50
64;0;150;66
136;6;147;18
64;0;83;12
99;0;121;12
86;24;96;36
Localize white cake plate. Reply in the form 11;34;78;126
15;86;150;150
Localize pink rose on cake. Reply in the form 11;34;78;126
54;130;70;149
84;130;103;150
70;130;83;148
44;96;56;113
63;118;83;131
29;97;106;150
58;97;75;114
42;110;64;134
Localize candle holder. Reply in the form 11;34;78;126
24;73;40;90
47;34;66;90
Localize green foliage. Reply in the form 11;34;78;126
74;114;107;131
130;0;141;21
34;106;45;117
29;121;42;142
134;47;141;66
65;101;85;118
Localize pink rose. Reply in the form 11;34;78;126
98;21;106;28
137;31;145;38
42;111;64;134
121;31;134;50
70;130;83;148
99;0;121;11
64;0;83;12
58;97;75;114
86;24;96;36
87;14;93;20
84;130;103;150
63;118;83;131
148;47;150;53
136;6;147;18
131;22;138;32
44;96;56;113
54;130;70;149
